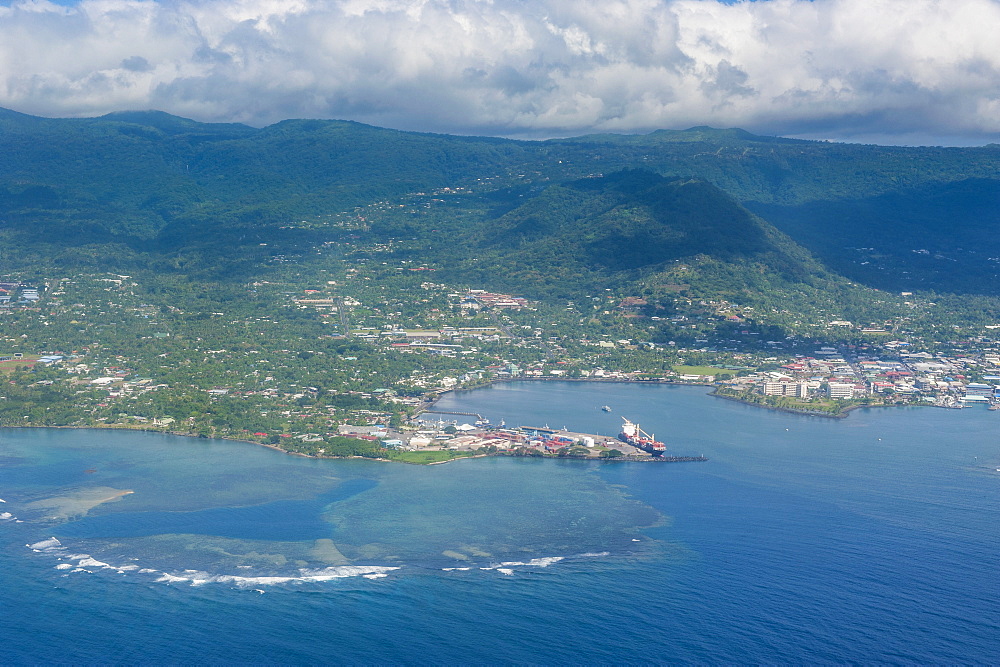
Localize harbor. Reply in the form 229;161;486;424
398;409;707;461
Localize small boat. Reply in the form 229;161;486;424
601;405;611;412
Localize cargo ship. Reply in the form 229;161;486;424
619;417;666;454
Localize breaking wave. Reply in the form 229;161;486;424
451;550;613;575
26;536;614;587
154;565;400;587
29;537;64;551
25;537;401;586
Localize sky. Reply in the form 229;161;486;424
1;0;999;145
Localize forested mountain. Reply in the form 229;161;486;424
749;178;1000;294
3;107;1000;298
431;170;831;299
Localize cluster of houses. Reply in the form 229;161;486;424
0;283;40;307
722;346;1000;405
457;290;529;311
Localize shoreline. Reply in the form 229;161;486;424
707;389;855;419
0;423;696;466
429;377;950;425
2;379;954;465
415;376;710;417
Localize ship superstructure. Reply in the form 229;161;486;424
619;417;666;454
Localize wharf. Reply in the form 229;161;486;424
515;425;707;462
516;425;643;455
518;425;618;442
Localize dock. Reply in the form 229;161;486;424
404;418;707;462
515;425;707;461
517;425;648;457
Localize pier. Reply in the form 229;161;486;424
407;412;707;462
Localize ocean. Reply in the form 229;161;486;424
2;382;998;664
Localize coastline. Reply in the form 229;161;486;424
415;376;709;416
0;424;326;461
2;379;947;465
430;377;944;425
708;388;854;419
0;423;676;466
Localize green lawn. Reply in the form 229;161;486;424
673;365;728;376
0;355;39;374
385;450;473;464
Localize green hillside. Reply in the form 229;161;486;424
432;170;825;297
3;108;1000;297
749;177;1000;293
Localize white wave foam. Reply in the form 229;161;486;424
295;565;401;582
482;556;566;572
578;551;610;558
154;565;402;587
0;497;6;502
29;537;63;551
38;543;487;586
0;511;14;520
214;575;293;586
497;568;514;575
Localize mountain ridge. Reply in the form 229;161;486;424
3;108;1000;297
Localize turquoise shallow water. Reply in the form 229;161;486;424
2;383;999;663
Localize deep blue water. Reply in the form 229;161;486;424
2;383;999;664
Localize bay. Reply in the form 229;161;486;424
1;382;999;664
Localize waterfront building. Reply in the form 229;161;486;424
963;382;995;398
762;381;809;398
826;382;855;399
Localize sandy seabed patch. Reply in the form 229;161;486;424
26;487;134;520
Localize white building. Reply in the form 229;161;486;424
826;383;855;399
762;381;809;398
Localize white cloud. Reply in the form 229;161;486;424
1;0;998;144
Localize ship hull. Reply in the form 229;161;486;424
618;432;666;455
619;417;666;455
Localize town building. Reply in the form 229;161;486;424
826;382;856;399
763;381;809;398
